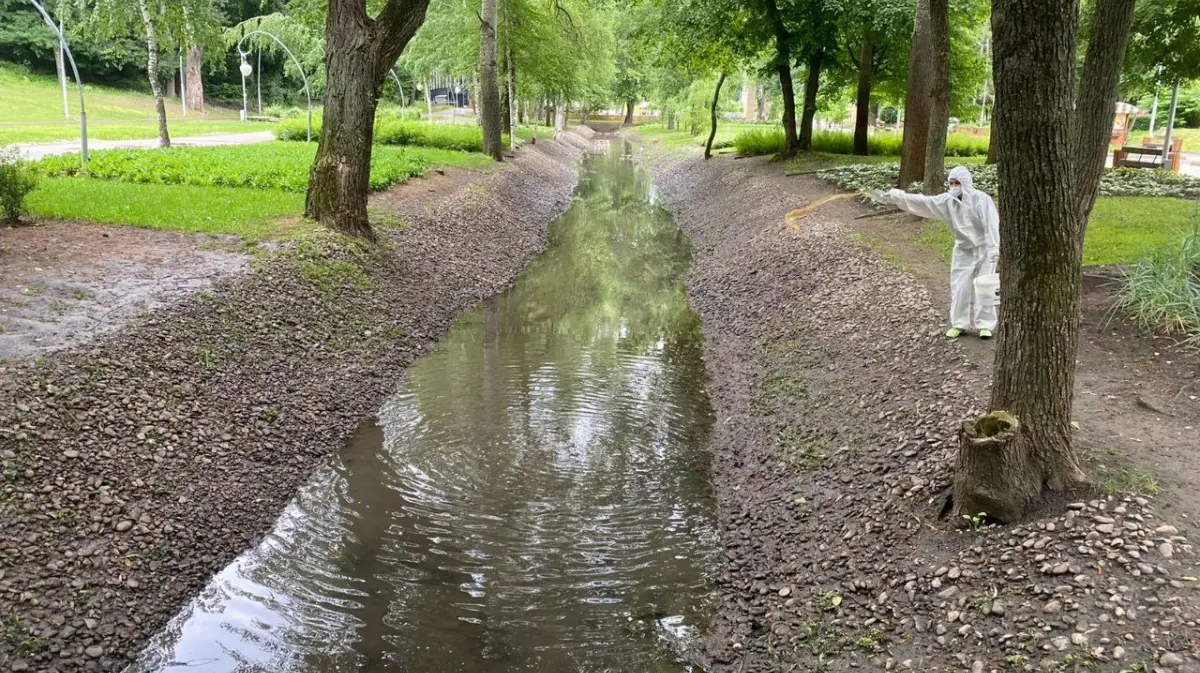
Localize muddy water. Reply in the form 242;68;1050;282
128;139;719;673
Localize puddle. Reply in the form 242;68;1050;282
128;139;718;672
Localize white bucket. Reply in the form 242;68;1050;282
974;273;1000;310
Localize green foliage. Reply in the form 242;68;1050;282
817;162;1200;199
0;147;39;221
1116;226;1200;350
277;112;495;152
735;128;989;158
1124;0;1200;91
25;177;303;238
34;142;460;192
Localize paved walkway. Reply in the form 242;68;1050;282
11;131;276;161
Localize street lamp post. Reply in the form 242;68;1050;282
236;30;313;141
27;0;87;172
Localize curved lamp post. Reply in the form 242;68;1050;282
389;69;407;108
236;30;313;141
27;0;87;172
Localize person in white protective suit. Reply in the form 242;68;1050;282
875;166;1000;339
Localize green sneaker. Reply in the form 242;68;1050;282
978;329;993;339
945;327;964;339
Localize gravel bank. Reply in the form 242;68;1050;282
0;130;592;672
649;153;1199;673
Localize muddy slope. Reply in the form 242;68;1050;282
0;130;593;672
650;153;1198;673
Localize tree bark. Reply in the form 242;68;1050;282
667;110;676;131
478;0;502;160
898;0;932;188
764;0;799;158
986;123;998;164
624;99;635;125
137;0;170;148
1071;0;1137;224
924;0;951;192
756;84;766;122
798;50;823;152
305;0;433;240
853;39;874;156
705;73;727;160
185;47;205;112
506;44;517;150
980;0;1136;514
952;413;1039;522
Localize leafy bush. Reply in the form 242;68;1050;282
734;128;786;156
733;128;988;158
264;104;304;119
1116;226;1200;351
0;147;39;222
36;143;429;193
817;162;1200;198
277;110;486;151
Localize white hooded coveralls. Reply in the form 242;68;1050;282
886;166;1000;331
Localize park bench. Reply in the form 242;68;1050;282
1113;136;1184;172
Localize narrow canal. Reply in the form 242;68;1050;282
129;139;719;672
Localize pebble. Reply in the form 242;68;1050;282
115;520;134;532
1161;653;1184;666
778;587;790;597
85;645;104;658
1051;562;1071;575
1156;525;1179;535
1044;600;1063;613
1159;542;1175;559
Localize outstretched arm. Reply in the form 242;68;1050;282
885;189;954;222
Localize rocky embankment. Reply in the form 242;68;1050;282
649;152;1198;673
0;130;594;672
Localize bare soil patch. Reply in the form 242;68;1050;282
0;223;245;364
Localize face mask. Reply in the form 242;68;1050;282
950;185;963;198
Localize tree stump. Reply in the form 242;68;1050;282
952;411;1039;524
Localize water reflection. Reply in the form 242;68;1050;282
128;139;717;673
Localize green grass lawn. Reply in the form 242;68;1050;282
26;142;495;237
914;197;1200;266
26;178;304;239
0;62;254;145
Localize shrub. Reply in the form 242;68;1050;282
36;143;429;193
0;147;39;222
277;110;487;151
263;104;304;119
1116;226;1200;351
734;128;787;157
733;128;989;158
816;162;1200;198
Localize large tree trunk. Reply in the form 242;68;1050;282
986;124;998;164
924;0;951;192
478;0;502;160
898;0;932;188
1072;0;1137;223
137;0;170;148
624;99;635;125
185;47;205;112
798;50;823;151
756;84;766;121
506;45;517;150
853;39;874;156
705;73;727;160
764;0;799;158
305;0;433;240
954;0;1137;522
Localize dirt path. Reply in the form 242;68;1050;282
647;150;1198;673
11;130;277;161
0;129;593;672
